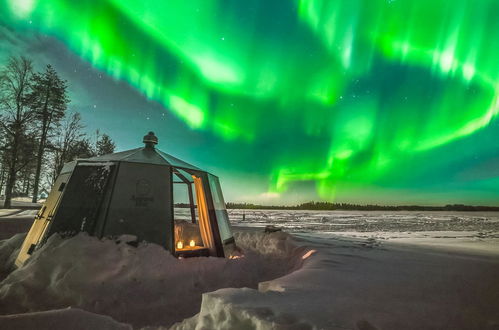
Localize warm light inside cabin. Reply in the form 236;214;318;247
229;254;244;259
176;241;183;249
189;240;195;247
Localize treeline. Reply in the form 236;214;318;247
0;56;116;208
226;201;499;211
174;203;195;208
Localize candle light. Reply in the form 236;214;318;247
176;241;183;249
189;240;195;247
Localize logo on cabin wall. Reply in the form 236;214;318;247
131;179;154;207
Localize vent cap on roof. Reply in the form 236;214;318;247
143;131;158;148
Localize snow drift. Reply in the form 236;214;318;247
1;215;498;329
0;307;131;330
0;233;25;280
0;230;310;328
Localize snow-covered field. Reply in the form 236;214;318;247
0;210;498;329
228;209;499;257
227;209;499;234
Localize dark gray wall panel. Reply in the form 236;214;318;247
45;165;114;238
103;163;172;249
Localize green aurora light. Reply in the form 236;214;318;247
1;0;499;203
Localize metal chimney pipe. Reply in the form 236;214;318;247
143;131;158;148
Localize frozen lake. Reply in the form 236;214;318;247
176;208;499;234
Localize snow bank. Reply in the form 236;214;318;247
0;230;307;328
171;288;316;330
172;230;499;330
0;233;25;280
0;307;131;330
2;222;497;330
170;232;316;330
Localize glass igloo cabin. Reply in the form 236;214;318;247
16;132;235;267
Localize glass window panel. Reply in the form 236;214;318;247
208;174;232;242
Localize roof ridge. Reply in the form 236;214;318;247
119;147;147;161
156;149;200;170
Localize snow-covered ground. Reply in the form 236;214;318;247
228;209;499;257
0;230;308;329
0;209;38;218
0;210;39;240
0;210;498;329
226;209;499;233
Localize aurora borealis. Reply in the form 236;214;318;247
1;0;499;205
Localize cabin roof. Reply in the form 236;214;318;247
84;147;202;171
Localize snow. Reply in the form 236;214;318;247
171;288;316;330
0;233;25;279
0;209;37;217
0;211;37;240
0;308;131;330
1;210;498;329
172;229;499;330
0;230;305;328
227;209;499;233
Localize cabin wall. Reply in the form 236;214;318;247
15;170;73;267
15;156;233;266
42;164;115;239
102;162;173;249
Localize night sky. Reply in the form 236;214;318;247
1;0;499;205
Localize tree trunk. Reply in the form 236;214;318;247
22;176;27;194
55;149;66;178
32;83;52;203
0;167;5;197
31;133;46;203
3;134;19;209
31;111;50;203
25;177;30;195
3;165;17;209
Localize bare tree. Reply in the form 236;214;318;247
13;132;37;196
0;56;35;208
49;112;85;183
0;127;7;196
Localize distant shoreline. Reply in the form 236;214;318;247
4;199;498;212
222;202;499;212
